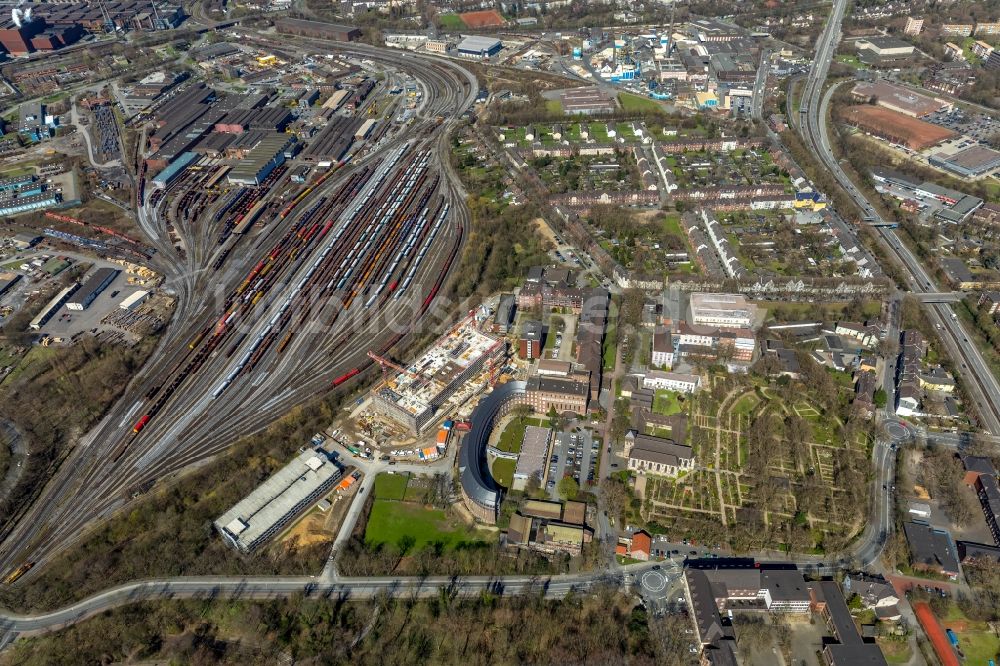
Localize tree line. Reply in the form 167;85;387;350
1;586;691;666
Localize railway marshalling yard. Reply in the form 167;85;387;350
0;37;478;581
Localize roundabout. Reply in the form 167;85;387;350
884;420;912;442
640;569;667;595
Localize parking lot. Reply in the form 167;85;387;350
547;429;599;497
37;272;155;344
924;108;1000;145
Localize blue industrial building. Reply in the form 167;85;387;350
228;134;295;186
0;192;61;216
457;36;502;58
152;151;199;189
0;174;35;192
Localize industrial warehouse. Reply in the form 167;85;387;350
143;76;378;176
370;312;506;435
67;267;118;311
215;449;344;553
456;35;502;58
0;0;183;56
227;134;297;186
273;18;362;42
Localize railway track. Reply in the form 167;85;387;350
0;42;478;574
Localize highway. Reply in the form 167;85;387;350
750;49;770;122
792;0;1000;574
791;0;905;572
797;0;1000;436
0;38;479;583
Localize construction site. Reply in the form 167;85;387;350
368;310;506;435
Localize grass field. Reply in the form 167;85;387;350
373;472;409;501
589;122;610;142
603;322;617;370
0;346;57;389
835;54;868;70
496;417;544;453
492;458;516;488
437;13;463;28
876;638;912;664
661;213;683;238
545;99;563;115
365;499;487;551
618;92;662;114
940;604;1000;664
0;163;37;178
653;390;683;416
731;393;759;417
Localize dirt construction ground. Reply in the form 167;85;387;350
460;9;505;27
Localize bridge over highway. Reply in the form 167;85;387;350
913;292;964;303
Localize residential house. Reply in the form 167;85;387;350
843;574;901;621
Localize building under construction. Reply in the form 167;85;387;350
369;312;506;435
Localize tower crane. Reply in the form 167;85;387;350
367;350;422;382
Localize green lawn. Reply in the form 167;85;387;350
731;394;759;417
603;323;617;370
653;390;683;416
589;122;609;142
41;257;70;275
365;499;488;551
373;472;409;501
940;604;1000;664
661;213;683;238
437;13;463;28
0;163;36;178
876;639;911;665
616;555;644;565
958;629;1000;664
497;417;543;453
545;99;563;115
616;122;636;139
618;92;662;114
835;54;868;70
0;346;57;388
492;458;516;488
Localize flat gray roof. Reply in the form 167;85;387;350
458;35;502;51
514;425;551;480
215;449;342;551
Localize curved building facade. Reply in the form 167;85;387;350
458;380;527;524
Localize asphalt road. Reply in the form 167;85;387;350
750;49;770;122
0;567;639;646
793;0;907;572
